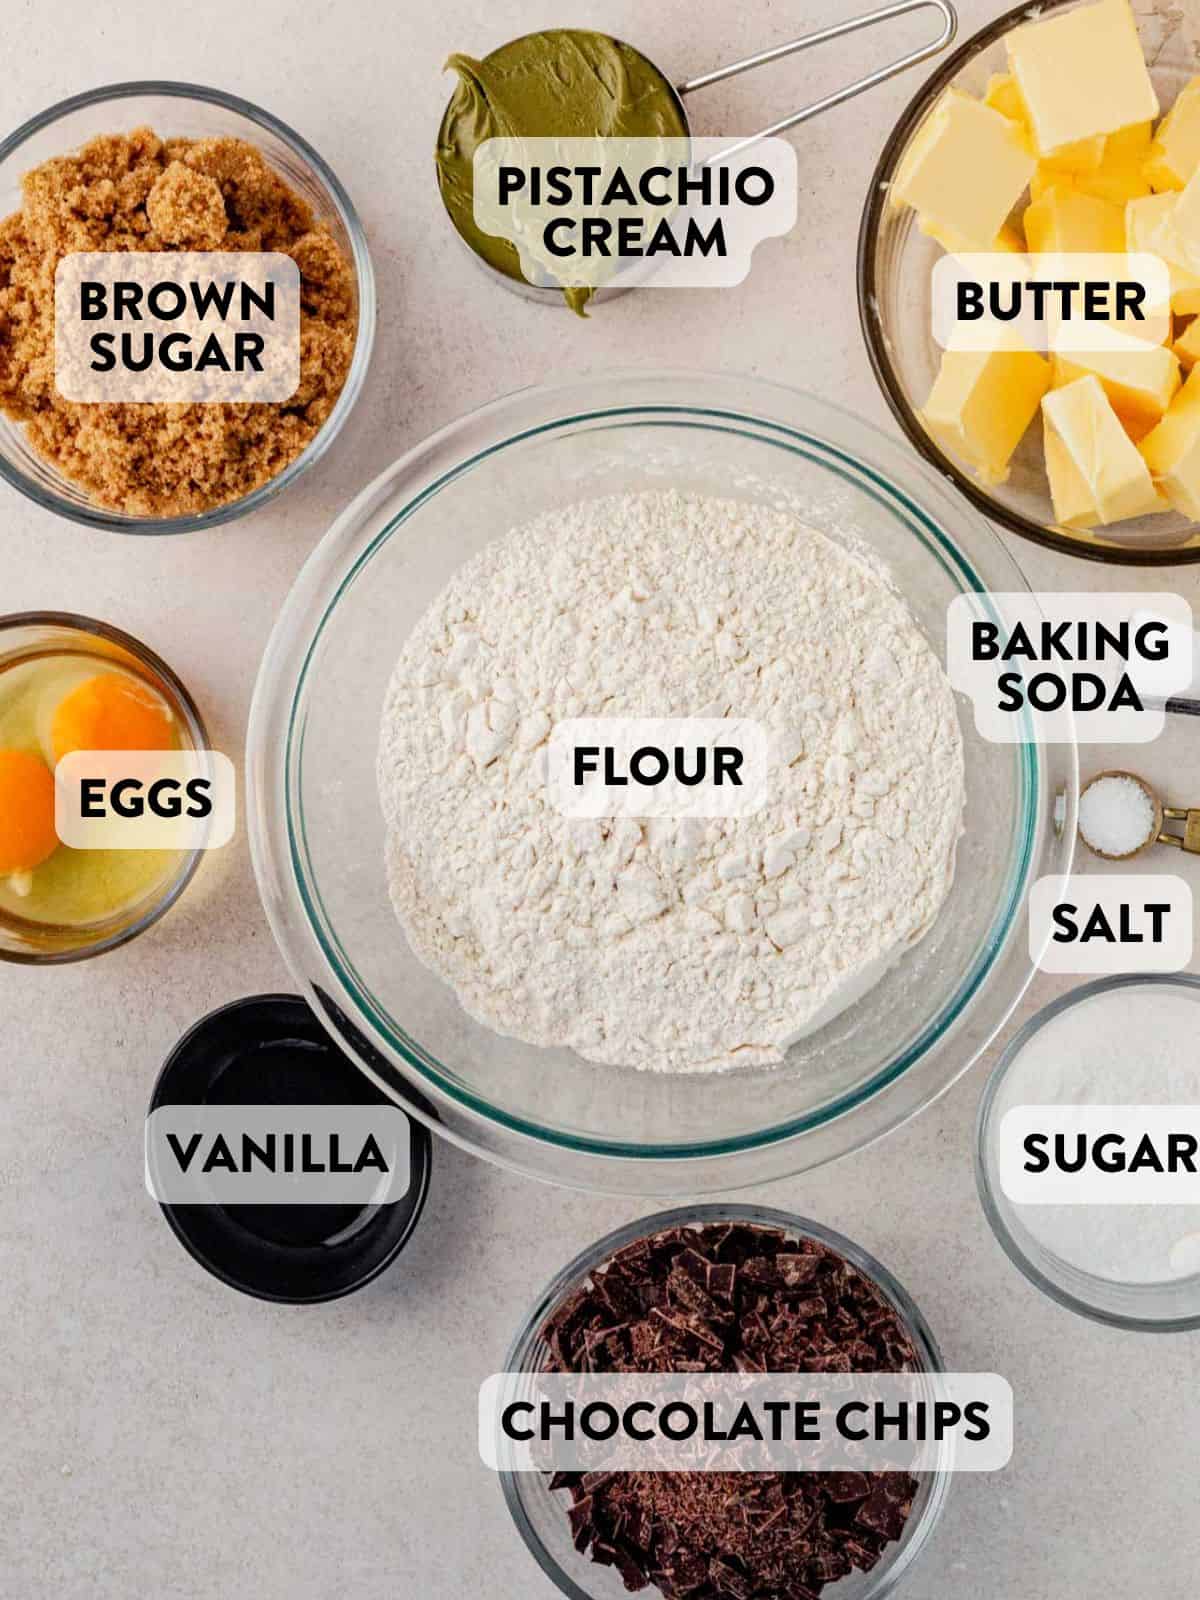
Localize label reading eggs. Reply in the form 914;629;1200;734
55;750;236;850
548;718;769;818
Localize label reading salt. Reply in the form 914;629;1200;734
55;252;301;403
946;592;1194;744
1029;875;1193;974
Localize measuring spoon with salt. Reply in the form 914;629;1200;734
1078;770;1200;862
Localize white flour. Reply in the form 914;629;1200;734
377;490;964;1073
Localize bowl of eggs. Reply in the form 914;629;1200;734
859;0;1200;565
0;612;208;962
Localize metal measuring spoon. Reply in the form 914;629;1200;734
1078;770;1200;861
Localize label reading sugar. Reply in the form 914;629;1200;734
145;1105;412;1206
55;252;300;402
548;718;768;818
946;592;1194;743
55;750;236;850
999;1106;1200;1205
1029;875;1193;974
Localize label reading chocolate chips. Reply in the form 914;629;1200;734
55;253;301;403
479;1371;1012;1472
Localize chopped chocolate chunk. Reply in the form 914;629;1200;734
542;1220;921;1599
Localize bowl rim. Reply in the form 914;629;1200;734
975;972;1200;1334
247;370;1074;1188
0;79;375;536
856;0;1200;569
499;1202;952;1600
0;608;208;963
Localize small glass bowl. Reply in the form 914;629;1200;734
500;1203;951;1600
858;0;1200;567
976;974;1200;1332
0;81;375;534
0;612;208;962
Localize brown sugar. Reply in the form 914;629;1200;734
0;128;356;517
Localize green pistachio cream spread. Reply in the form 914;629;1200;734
436;29;688;316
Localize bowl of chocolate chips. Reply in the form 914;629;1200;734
500;1206;950;1600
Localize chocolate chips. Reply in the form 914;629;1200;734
540;1222;920;1599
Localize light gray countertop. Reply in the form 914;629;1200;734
3;0;1200;1595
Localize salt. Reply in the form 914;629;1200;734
1078;774;1155;857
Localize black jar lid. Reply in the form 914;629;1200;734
148;993;431;1304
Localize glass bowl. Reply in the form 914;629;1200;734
858;0;1200;566
246;371;1077;1194
0;81;375;534
500;1204;951;1600
0;611;208;962
976;974;1200;1333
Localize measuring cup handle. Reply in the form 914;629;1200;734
677;0;957;150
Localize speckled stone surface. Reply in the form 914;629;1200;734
3;1;1199;1595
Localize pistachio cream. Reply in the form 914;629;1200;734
436;29;688;316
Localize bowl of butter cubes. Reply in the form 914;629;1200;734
859;0;1200;565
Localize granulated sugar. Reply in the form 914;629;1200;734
377;490;964;1073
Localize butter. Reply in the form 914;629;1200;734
919;218;1024;255
921;347;1050;483
1032;127;1151;207
1043;375;1165;523
1146;78;1200;192
1126;192;1200;316
891;89;1035;247
1052;342;1181;439
1140;367;1200;518
1006;0;1159;154
1025;185;1126;254
1173;166;1200;273
1174;318;1200;371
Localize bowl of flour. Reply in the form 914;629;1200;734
248;371;1077;1192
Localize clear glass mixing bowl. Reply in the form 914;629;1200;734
858;0;1200;566
246;372;1077;1193
500;1204;951;1600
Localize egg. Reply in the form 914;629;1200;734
48;672;174;764
0;748;59;876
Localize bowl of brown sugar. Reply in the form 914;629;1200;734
0;82;374;533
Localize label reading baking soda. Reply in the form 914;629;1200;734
548;718;768;818
54;750;236;851
472;138;797;293
478;1372;1013;1473
145;1105;412;1205
55;253;301;402
946;592;1194;743
1029;875;1193;975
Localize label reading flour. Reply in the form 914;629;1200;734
548;717;768;818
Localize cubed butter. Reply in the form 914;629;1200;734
1042;375;1166;522
1141;366;1200;518
1146;78;1200;192
1026;184;1127;254
1174;318;1200;370
919;217;1025;255
1044;414;1102;525
1007;0;1159;154
891;89;1035;247
921;347;1051;483
1173;165;1200;272
1127;192;1200;316
1052;341;1181;439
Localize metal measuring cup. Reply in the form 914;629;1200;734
439;1;957;305
1078;770;1200;862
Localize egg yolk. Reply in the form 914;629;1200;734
0;748;59;875
51;673;173;764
